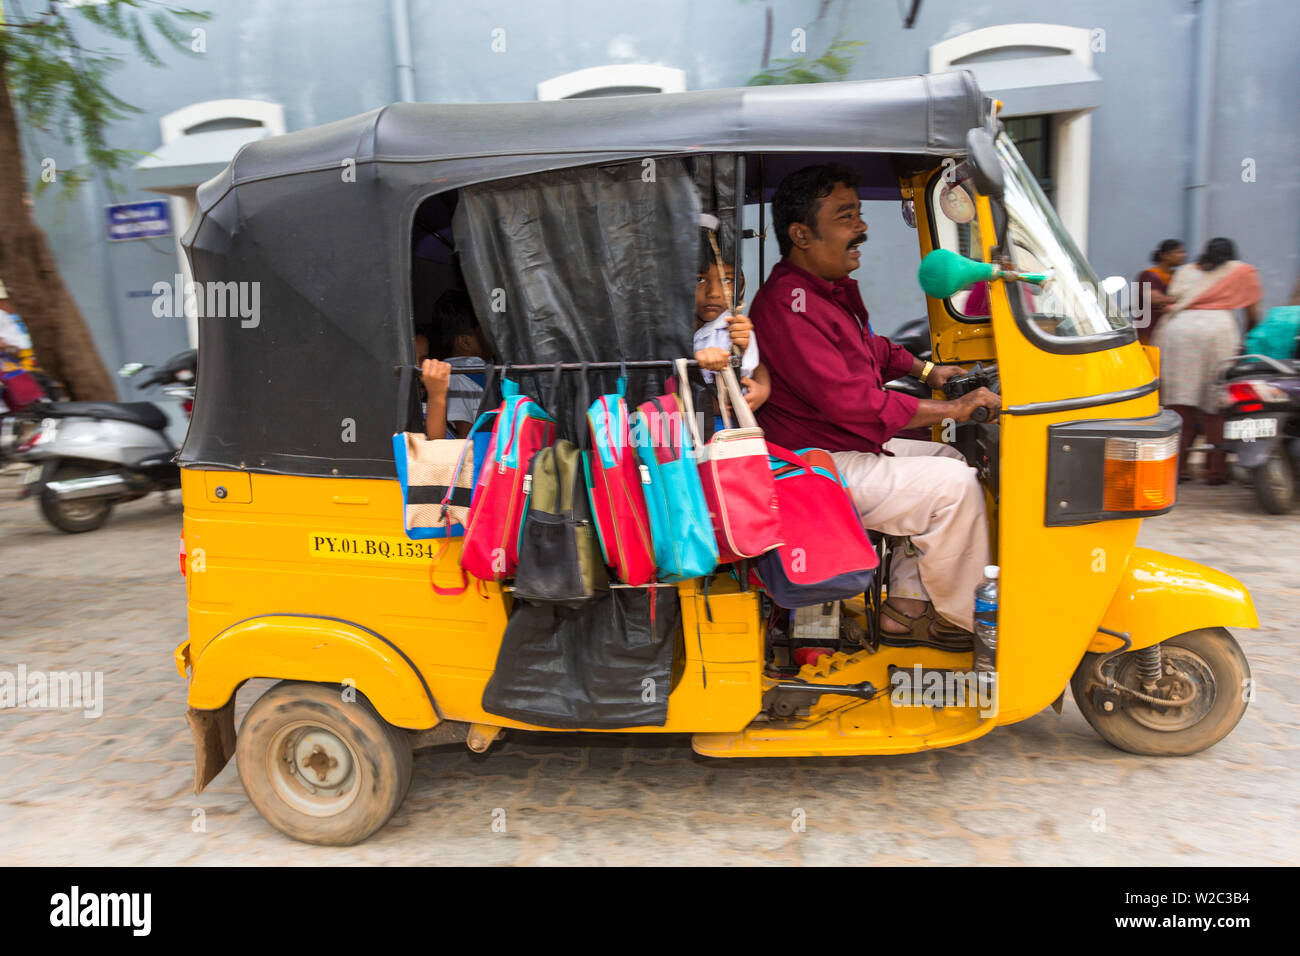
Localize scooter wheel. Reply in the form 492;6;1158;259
236;681;413;846
1253;451;1294;514
38;463;113;533
1070;627;1250;757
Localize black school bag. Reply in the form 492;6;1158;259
512;437;608;606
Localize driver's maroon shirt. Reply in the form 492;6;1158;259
751;258;919;454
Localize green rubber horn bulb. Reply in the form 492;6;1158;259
917;248;1048;299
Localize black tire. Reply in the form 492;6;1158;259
1070;627;1250;757
1252;451;1294;514
236;681;413;846
38;462;113;533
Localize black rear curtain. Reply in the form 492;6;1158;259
453;158;699;417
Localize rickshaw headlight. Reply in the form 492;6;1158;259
1102;434;1178;512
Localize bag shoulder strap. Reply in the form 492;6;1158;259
675;358;705;451
715;364;758;430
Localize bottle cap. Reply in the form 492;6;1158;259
984;565;999;579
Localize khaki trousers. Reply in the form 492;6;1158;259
830;439;989;632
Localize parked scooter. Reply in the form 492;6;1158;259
2;350;195;532
1218;353;1300;514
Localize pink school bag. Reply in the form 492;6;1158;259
586;371;657;586
460;377;556;581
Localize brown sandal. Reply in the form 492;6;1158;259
879;603;973;651
878;602;932;644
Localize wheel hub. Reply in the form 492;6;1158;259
267;722;361;817
1115;647;1216;732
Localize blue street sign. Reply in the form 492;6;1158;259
106;200;171;241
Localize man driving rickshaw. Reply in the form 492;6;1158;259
752;163;1000;648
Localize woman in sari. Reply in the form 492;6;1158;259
1134;239;1185;345
1154;237;1262;483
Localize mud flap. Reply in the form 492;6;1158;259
187;701;236;794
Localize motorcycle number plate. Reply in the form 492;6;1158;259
1224;418;1277;441
21;465;42;486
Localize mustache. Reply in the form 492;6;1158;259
848;233;867;248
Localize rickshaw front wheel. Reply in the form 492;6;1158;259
1069;627;1250;757
236;681;413;846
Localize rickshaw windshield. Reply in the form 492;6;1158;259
997;134;1131;341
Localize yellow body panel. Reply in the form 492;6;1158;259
181;469;763;734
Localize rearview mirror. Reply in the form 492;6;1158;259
1100;275;1127;296
965;128;1004;200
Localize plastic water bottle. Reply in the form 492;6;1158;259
973;565;999;672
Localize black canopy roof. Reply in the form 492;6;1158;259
180;71;986;479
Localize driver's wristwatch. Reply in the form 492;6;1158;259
919;360;935;386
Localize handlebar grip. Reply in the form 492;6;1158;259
971;406;991;423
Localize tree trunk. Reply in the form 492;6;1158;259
0;63;116;401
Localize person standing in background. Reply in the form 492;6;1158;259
1135;239;1186;346
1155;237;1262;484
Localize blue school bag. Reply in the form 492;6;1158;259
629;360;719;581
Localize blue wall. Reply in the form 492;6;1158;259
8;0;1298;392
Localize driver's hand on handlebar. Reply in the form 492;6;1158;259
925;364;965;389
954;386;1000;423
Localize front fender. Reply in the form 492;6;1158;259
1089;547;1259;653
186;614;439;730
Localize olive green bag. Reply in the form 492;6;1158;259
512;439;609;607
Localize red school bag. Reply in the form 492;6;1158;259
460;375;556;581
683;363;783;562
586;368;657;586
753;445;878;609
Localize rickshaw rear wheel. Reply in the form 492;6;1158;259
236;681;413;846
1069;628;1250;757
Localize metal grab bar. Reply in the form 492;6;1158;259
396;359;700;375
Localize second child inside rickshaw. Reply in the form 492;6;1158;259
750;164;1000;648
418;289;492;440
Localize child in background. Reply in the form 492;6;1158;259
692;240;770;413
419;289;492;440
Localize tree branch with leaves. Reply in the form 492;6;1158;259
0;0;208;400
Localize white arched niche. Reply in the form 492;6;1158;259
537;64;687;100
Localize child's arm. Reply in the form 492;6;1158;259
741;362;771;413
422;359;451;440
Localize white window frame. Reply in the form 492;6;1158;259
930;24;1095;255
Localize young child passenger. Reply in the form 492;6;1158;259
692;239;771;413
419;289;492;440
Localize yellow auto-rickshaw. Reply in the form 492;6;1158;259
175;72;1256;845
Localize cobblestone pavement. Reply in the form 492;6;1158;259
1;467;1296;865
